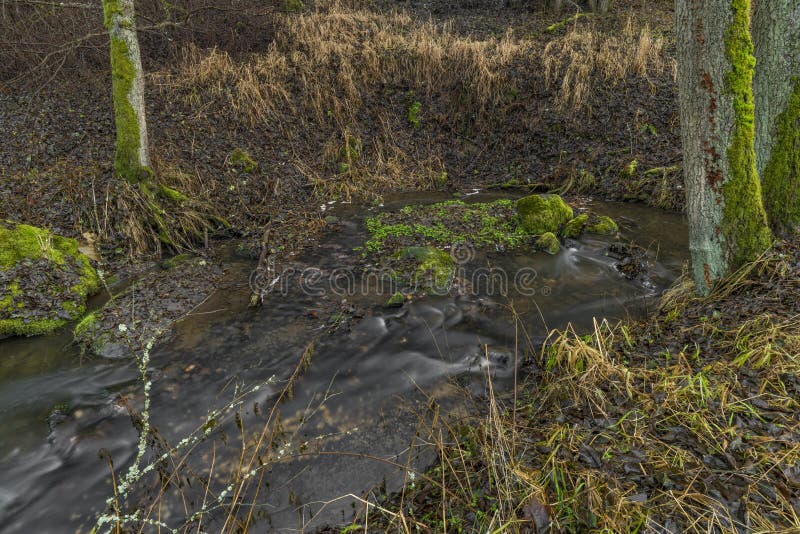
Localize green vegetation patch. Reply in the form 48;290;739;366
0;221;99;337
364;199;531;253
229;148;258;173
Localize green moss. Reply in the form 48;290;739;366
0;281;20;312
107;36;148;182
397;247;455;292
586;215;619;236
0;221;99;337
0;317;67;338
762;80;800;232
535;232;560;254
102;0;122;32
621;158;639;178
546;12;589;33
74;311;98;338
721;0;772;265
385;291;405;307
158;184;188;202
161;253;194;270
516;194;573;235
229;148;258;173
562;214;589;238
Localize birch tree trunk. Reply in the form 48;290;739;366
102;0;151;183
675;0;772;295
753;0;800;233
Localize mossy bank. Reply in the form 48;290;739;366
0;221;99;337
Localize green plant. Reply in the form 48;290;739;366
407;100;422;128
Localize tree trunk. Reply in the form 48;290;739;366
102;0;151;183
675;0;772;295
753;0;800;233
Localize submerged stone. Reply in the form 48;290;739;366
516;194;573;235
535;232;560;255
0;221;99;337
396;246;455;293
586;215;619;236
562;214;589;238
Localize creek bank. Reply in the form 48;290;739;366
73;253;223;358
354;238;800;533
0;221;99;337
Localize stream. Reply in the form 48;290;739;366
0;195;688;532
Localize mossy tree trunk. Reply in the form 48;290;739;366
102;0;151;183
675;0;772;295
753;0;800;233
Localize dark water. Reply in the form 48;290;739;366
0;195;687;533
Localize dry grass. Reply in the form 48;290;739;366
161;7;523;127
150;2;672;202
543;17;671;111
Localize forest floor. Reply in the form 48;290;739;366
1;0;683;351
3;0;799;531
1;0;684;358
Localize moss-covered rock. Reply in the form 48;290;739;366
385;291;406;307
586;215;619;236
396;246;455;293
535;232;560;255
0;221;99;337
562;214;589;238
516;194;573;235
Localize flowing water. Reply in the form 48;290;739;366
0;195;688;532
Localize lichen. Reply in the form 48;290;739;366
761;80;800;233
0;221;99;337
562;214;589;238
535;232;560;255
586;215;619;236
721;0;772;265
516;194;573;235
230;148;258;173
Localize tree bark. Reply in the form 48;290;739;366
675;0;772;294
753;0;800;232
102;0;150;183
